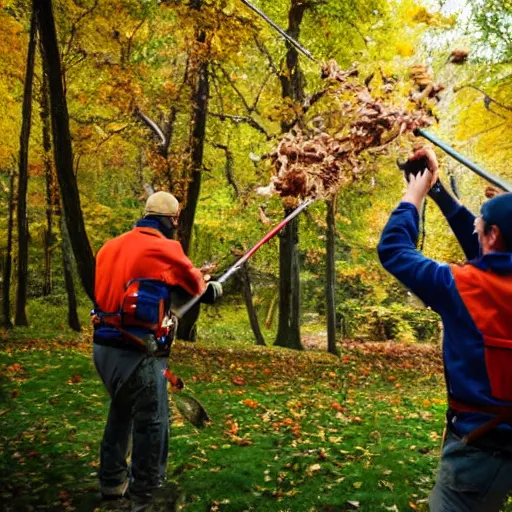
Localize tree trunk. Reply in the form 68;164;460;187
35;0;95;300
40;68;54;296
240;264;266;346
59;208;81;332
15;10;37;327
326;196;339;355
274;0;307;350
275;209;303;350
178;0;209;255
178;60;208;254
2;170;15;328
265;293;278;329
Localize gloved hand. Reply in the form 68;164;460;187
201;281;223;304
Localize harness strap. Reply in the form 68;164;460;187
448;397;512;445
93;315;150;352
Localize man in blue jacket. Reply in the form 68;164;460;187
378;147;512;511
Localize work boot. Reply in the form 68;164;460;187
130;483;185;512
101;481;129;501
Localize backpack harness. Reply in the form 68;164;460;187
92;278;178;357
448;264;512;445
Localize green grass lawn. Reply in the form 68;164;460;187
1;312;510;512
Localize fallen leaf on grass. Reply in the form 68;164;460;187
331;401;345;412
242;399;259;409
232;376;246;386
306;463;321;476
68;374;83;384
6;363;23;374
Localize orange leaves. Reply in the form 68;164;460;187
232;375;246;386
68;374;83;384
224;419;253;446
4;363;26;382
242;399;259;409
331;401;345;413
224;419;239;436
6;363;23;374
272;417;301;438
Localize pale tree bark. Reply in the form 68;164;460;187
15;10;37;327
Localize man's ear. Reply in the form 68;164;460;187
489;225;505;252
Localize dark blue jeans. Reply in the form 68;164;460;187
430;430;512;511
99;357;169;502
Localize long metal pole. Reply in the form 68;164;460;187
239;0;317;63
173;199;315;319
416;129;512;192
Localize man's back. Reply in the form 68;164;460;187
95;225;204;314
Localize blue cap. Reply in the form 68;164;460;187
481;193;512;245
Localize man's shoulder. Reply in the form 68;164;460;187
97;230;134;255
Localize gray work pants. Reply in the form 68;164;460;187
99;356;169;503
430;430;512;511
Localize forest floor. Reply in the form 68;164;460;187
1;309;511;512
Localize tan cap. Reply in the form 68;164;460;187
144;191;180;217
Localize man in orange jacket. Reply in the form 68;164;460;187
93;191;222;511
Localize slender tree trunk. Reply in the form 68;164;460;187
35;0;95;300
178;0;209;255
15;11;37;327
40;68;54;296
240;264;266;346
3;170;15;328
59;208;80;331
265;293;278;329
275;209;303;350
274;0;307;350
326;196;339;355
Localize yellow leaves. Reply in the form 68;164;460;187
305;463;321;476
396;42;415;58
407;6;456;27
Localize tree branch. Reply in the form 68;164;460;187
281;86;331;132
126;16;148;64
254;35;280;76
63;0;99;60
252;70;273;112
213;142;239;198
454;84;512;114
209;112;271;139
216;63;254;113
134;107;167;146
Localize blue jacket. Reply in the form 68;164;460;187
378;197;512;437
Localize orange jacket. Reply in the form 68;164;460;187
95;226;206;314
